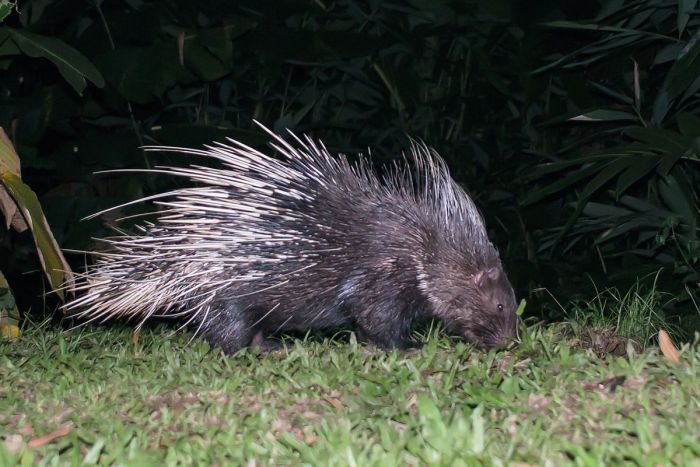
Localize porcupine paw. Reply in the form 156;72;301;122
199;302;255;356
355;326;422;351
250;330;286;354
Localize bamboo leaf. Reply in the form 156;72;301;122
677;0;698;36
523;164;601;205
580;159;629;199
570;109;638;122
8;28;104;95
663;30;700;100
615;156;659;196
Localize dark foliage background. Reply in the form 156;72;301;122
1;0;698;334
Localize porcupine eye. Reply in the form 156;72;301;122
497;304;504;311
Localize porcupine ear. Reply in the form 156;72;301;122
474;267;500;289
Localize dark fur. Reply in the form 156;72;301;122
69;129;519;354
188;163;517;354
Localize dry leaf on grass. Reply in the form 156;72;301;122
27;423;74;448
658;330;683;365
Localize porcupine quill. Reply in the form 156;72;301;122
64;122;518;354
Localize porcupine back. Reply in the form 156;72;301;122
66;123;514;353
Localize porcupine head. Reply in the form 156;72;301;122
416;230;518;350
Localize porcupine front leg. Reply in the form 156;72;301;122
352;296;422;350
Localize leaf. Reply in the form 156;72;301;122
615;156;659;195
596;217;650;243
7;28;104;95
569;109;638;122
0;128;73;297
653;43;682;65
27;423;74;448
677;112;700;137
677;0;698;36
595;0;627;21
540;21;639;33
0;126;20;175
651;88;672;125
98;43;187;104
619;195;668;214
469;405;485;454
589;82;634;105
0;271;20;340
0;1;17;23
580;159;629;199
657;151;683;177
582;202;632;218
523;164;602;205
625;127;687;153
0;128;26;231
658;174;697;237
658;330;680;363
1;172;74;297
98;24;253;104
662;30;700;101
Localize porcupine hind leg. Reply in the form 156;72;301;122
197;300;256;355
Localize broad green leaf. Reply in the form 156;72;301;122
651;88;672;125
569;109;638;122
659;174;697;237
589;82;634;105
535;32;646;73
98;43;189;104
681;73;700;101
597;217;651;243
0;270;20;340
0;0;16;23
523;164;601;205
541;21;642;33
0;125;19;175
580;159;630;199
0;29;18;56
176;23;255;81
574;32;642;55
628;8;655;30
663;30;700;100
582;202;632;218
0;129;72;297
0;127;24;232
98;22;254;105
526;152;625;179
654;43;682;65
8;28;104;95
596;0;627;21
677;112;700;137
625;127;687;153
619;195;671;217
657;151;683;177
678;0;698;36
615;155;659;196
0;172;73;297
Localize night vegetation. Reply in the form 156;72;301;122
1;1;699;463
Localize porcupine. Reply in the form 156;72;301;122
65;123;518;354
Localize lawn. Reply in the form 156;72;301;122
1;323;698;465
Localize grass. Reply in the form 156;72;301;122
1;321;698;466
553;275;687;351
